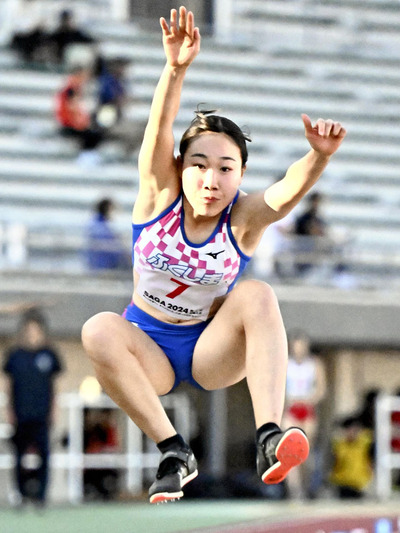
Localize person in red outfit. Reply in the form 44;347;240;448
55;65;104;164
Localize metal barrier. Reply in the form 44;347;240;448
0;391;192;503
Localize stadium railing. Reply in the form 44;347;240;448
0;391;193;503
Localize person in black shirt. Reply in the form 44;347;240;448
3;308;63;507
294;192;326;238
293;192;327;274
49;9;96;65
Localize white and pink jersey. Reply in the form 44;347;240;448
132;193;251;321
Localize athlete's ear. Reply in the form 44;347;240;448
240;164;247;178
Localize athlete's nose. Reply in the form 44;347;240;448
203;168;218;190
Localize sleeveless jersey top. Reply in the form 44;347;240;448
286;358;317;400
131;192;251;321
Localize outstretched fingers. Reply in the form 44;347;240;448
160;7;194;39
171;7;179;36
160;6;200;67
179;6;186;31
159;8;178;35
184;8;194;39
160;16;169;34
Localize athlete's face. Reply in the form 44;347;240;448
181;132;245;217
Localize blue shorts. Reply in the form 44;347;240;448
123;303;210;391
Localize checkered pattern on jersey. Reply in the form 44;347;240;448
134;199;241;286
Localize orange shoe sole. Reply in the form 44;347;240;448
261;428;310;484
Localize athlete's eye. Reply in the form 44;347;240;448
193;163;206;169
221;166;232;173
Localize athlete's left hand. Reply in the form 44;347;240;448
302;114;346;156
160;6;201;69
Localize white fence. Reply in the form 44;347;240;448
0;391;192;503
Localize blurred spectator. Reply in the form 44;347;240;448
331;262;359;290
48;9;96;66
54;64;104;166
9;8;96;68
295;192;327;238
292;191;331;275
10;22;51;64
2;308;63;507
357;388;380;431
282;329;327;499
94;56;145;159
94;57;129;127
85;198;130;271
329;415;374;499
7;0;50;63
83;408;120;500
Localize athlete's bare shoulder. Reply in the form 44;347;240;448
232;189;278;227
231;189;281;255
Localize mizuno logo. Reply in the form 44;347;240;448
206;250;225;259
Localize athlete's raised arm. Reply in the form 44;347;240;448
135;7;200;220
264;114;346;219
232;114;346;255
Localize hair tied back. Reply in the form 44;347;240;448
195;103;219;119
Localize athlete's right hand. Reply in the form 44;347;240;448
160;6;201;68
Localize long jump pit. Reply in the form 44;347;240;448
187;501;400;533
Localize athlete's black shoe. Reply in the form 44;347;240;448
149;444;198;504
256;427;309;484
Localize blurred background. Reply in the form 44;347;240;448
0;0;400;521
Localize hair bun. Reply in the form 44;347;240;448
194;104;252;142
195;103;219;118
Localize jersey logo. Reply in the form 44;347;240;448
147;252;223;285
205;250;225;259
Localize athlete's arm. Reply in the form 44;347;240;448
264;114;346;218
134;7;201;222
231;115;346;254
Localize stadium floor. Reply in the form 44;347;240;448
1;499;400;533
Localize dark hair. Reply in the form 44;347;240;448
309;192;322;202
341;415;361;429
96;198;114;218
18;307;48;333
179;108;251;167
60;9;73;22
287;329;310;343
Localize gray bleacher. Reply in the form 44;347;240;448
1;0;400;289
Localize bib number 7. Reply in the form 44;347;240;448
166;278;190;299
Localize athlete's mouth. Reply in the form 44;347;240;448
202;196;219;203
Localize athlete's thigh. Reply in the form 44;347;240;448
192;295;247;390
83;311;175;395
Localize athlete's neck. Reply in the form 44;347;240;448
182;196;222;244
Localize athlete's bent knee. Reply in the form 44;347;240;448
235;280;279;319
81;312;116;363
236;279;276;304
